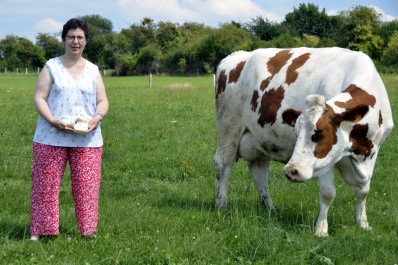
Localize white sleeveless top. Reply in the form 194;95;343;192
33;57;103;147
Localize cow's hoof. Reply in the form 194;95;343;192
260;196;275;211
260;204;277;214
215;197;228;211
315;230;329;237
315;220;329;237
359;222;372;231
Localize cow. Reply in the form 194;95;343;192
214;47;393;237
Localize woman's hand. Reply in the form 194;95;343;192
87;115;102;133
52;119;75;132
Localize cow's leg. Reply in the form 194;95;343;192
336;157;373;231
214;153;232;210
315;169;335;237
214;136;240;210
354;182;371;230
248;159;274;209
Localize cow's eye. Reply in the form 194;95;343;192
311;129;323;143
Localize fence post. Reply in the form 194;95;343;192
149;74;153;89
4;67;7;74
25;68;28;75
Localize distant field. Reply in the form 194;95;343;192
0;73;397;264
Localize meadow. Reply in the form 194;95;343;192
0;73;397;264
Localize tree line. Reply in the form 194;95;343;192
1;3;398;76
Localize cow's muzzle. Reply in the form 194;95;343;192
283;163;311;182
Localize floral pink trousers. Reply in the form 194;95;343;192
30;142;102;236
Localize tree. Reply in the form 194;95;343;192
107;33;131;70
136;43;162;74
179;22;211;43
244;16;286;41
162;47;185;74
162;22;211;74
78;15;114;67
319;15;342;45
156;21;181;52
382;31;398;66
0;35;46;70
339;6;383;58
284;3;331;37
121;18;156;54
79;14;113;35
302;34;320;47
196;23;254;73
115;53;137;76
85;33;108;66
36;33;63;59
378;20;398;45
348;23;384;58
270;32;303;48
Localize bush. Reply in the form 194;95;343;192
382;31;398;67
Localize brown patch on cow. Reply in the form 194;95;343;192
335;84;376;110
251;90;259;112
216;70;227;99
314;104;339;159
282;108;302;127
379;110;383;127
259;50;292;91
349;124;374;158
260;77;272;91
340;105;370;123
267;50;292;75
228;61;246;84
285;53;311;85
313;99;374;159
258;86;285;127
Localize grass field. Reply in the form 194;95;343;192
0;73;397;264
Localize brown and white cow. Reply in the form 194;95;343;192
214;47;393;236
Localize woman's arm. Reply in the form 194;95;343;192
88;72;109;132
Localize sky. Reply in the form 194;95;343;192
1;0;397;42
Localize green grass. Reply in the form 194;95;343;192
0;73;398;264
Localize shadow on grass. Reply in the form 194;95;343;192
0;221;79;242
153;192;215;211
0;221;30;240
151;190;317;234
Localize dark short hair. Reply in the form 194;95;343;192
61;18;90;42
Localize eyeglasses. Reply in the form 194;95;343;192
65;35;86;42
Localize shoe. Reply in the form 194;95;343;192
82;234;97;242
30;235;40;241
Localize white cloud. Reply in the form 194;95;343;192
326;5;397;22
34;18;63;35
326;9;339;16
370;5;397;22
117;0;281;26
199;0;280;21
118;0;197;23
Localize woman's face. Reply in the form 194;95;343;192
64;28;87;56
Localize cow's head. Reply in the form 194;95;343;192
284;93;371;182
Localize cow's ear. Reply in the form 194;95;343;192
282;108;302;127
341;104;369;123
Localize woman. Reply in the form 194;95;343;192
30;18;109;241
